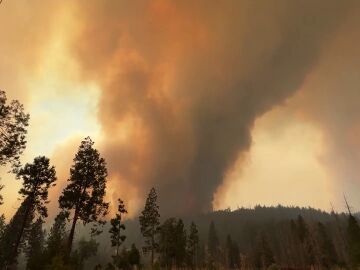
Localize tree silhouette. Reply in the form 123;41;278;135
0;90;29;170
187;221;199;270
0;184;3;206
73;238;99;269
139;187;160;269
45;211;69;264
109;198;127;263
0;214;5;238
207;221;219;269
316;222;337;268
0;197;34;267
159;218;178;269
25;217;46;270
253;232;275;269
347;214;360;268
59;137;109;256
9;156;56;263
175;219;187;267
128;244;141;268
226;235;240;269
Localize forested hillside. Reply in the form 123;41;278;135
84;205;352;269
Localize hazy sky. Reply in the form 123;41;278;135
1;0;360;219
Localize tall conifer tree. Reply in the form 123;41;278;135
59;137;109;256
9;156;56;263
0;197;34;267
187;221;199;270
109;198;127;266
25;217;46;270
0;90;29;169
45;211;69;263
139;187;160;269
207;221;219;270
347;214;360;268
175;219;187;268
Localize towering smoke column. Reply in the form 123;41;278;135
69;0;355;214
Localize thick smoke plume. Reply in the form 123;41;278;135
293;8;360;209
68;0;356;215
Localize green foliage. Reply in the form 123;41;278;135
111;244;140;270
139;187;160;267
187;221;199;269
104;263;116;270
347;214;360;268
109;198;127;259
25;217;46;270
316;222;337;268
291;215;316;266
226;235;240;269
2;156;57;265
128;243;141;266
0;90;29;170
72;238;99;270
59;137;109;253
175;219;187;267
253;232;275;269
17;156;57;218
0;196;34;267
44;211;69;266
267;263;280;270
158;218;187;269
207;221;219;269
45;255;72;270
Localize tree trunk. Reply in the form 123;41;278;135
12;197;32;259
67;209;79;257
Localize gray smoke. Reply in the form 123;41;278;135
70;0;356;214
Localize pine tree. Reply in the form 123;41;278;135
73;238;99;269
128;244;141;268
9;156;56;264
187;222;199;270
347;214;360;268
316;222;337;269
109;198;127;264
226;235;240;269
295;215;316;267
231;240;240;269
45;211;69;264
139;187;160;269
59;137;109;256
0;197;34;267
159;218;177;269
0;90;29;170
25;217;46;270
175;219;187;268
253;232;275;269
207;221;219;270
226;235;233;268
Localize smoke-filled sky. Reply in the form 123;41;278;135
1;0;360;219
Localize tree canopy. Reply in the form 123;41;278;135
59;137;109;255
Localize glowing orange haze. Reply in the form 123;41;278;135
0;0;360;220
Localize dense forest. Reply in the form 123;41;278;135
1;92;360;270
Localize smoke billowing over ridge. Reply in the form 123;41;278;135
65;0;356;215
1;0;359;217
